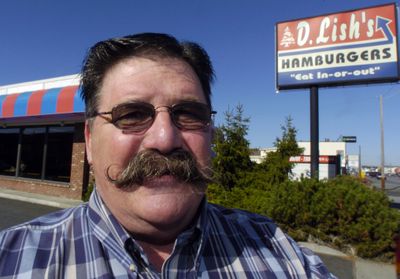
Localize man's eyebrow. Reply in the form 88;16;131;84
174;97;205;103
104;97;207;110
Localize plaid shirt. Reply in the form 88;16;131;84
0;188;336;278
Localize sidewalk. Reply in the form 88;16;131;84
0;188;82;208
300;242;397;279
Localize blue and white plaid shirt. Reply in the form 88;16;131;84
0;188;336;278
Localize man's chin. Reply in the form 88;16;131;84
134;190;204;228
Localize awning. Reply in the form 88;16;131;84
0;86;84;120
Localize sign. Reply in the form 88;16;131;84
342;136;357;142
289;155;337;164
276;3;400;90
289;155;339;180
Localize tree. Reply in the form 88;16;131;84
259;116;303;184
212;104;253;190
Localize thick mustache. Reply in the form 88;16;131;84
106;149;213;189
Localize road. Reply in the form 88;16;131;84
365;175;400;209
0;197;61;230
366;175;400;195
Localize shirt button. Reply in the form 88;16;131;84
129;264;136;272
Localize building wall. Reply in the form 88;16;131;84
250;141;347;180
250;142;346;165
298;141;346;166
250;147;277;163
0;123;87;200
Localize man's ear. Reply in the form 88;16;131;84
84;120;93;165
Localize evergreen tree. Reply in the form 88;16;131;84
212;104;253;190
259;116;303;184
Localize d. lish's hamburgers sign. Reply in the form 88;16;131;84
276;3;399;90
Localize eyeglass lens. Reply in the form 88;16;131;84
109;102;212;132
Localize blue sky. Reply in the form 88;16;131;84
0;0;399;165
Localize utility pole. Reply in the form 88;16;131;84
358;145;362;178
379;95;385;191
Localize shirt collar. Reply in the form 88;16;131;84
88;186;132;246
175;197;208;247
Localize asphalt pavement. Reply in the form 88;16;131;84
365;175;400;195
365;175;400;209
0;197;61;230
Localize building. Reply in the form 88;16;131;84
0;75;88;200
297;141;347;168
347;154;360;175
249;147;276;164
250;140;349;180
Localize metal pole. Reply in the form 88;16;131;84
41;127;49;180
15;128;23;177
310;86;319;179
380;95;385;190
358;145;362;178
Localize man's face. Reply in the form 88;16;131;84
85;57;213;236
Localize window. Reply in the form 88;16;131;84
20;127;46;179
45;127;74;182
0;128;19;176
0;125;75;183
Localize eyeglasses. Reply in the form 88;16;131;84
91;101;216;133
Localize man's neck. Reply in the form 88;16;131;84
138;241;175;272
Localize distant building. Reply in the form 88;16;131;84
297;141;347;169
251;140;349;180
347;154;360;174
249;147;276;164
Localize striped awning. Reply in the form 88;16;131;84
0;86;84;120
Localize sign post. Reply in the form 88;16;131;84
310;86;319;179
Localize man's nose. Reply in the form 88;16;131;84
140;110;183;154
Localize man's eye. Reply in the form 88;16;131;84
120;110;148;120
115;106;153;122
175;110;200;122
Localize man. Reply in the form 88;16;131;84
0;33;335;278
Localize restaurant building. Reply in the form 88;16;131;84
0;75;88;200
250;141;347;180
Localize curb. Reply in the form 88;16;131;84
0;188;82;209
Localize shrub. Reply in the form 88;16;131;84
82;181;94;202
207;182;271;215
268;179;319;231
310;176;400;260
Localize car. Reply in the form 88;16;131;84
367;171;378;177
376;172;386;180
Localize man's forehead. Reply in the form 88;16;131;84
97;56;205;105
109;56;197;78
